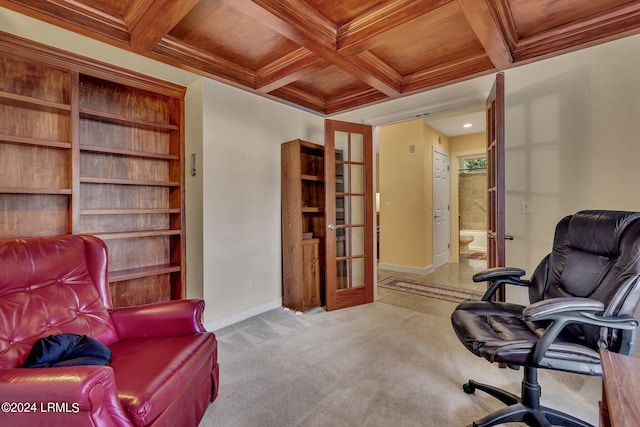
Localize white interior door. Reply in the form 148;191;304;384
433;149;450;270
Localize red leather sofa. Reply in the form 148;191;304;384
0;234;219;426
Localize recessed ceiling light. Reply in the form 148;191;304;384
463;123;473;128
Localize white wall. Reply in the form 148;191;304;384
502;34;640;303
185;79;205;300
201;80;324;329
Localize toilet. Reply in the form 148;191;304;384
459;235;474;254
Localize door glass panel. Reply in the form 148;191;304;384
352;227;364;256
336;162;348;193
351;133;363;162
335;132;348;161
337;259;349;290
351;164;364;193
351;258;364;288
333;130;368;291
350;196;364;224
336;196;346;225
336;227;346;257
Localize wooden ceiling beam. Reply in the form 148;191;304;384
224;0;401;96
326;87;388;115
256;50;325;93
457;0;513;69
269;85;328;114
336;0;451;57
402;53;495;93
124;0;200;53
153;36;255;87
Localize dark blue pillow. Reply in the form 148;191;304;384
22;333;111;368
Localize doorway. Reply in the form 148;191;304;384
376;105;487;288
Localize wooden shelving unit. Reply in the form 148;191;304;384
281;139;325;312
0;34;186;308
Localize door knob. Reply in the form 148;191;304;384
328;224;336;230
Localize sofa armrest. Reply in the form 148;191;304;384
111;299;206;340
0;366;130;426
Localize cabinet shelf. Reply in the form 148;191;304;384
80;144;179;160
80;208;181;215
80;177;180;187
0;187;72;195
93;229;182;240
0;90;71;113
0;133;71;149
301;174;324;182
80;108;179;132
302;207;324;213
109;263;181;283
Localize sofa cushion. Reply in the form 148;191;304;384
109;333;215;426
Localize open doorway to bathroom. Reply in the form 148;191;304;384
376;104;488;294
457;154;488;267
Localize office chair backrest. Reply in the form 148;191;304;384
528;210;640;352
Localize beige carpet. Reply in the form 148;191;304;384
199;297;601;426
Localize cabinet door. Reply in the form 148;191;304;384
302;240;321;310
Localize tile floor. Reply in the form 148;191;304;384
378;254;487;290
376;254;488;318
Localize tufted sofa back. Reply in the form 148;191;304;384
0;235;119;369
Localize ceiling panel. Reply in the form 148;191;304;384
304;0;387;25
3;0;640;115
508;0;635;37
168;0;300;71
368;2;486;75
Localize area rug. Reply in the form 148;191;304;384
467;251;487;260
378;276;484;303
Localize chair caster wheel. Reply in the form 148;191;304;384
463;382;475;394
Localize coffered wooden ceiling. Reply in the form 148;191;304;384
3;0;640;115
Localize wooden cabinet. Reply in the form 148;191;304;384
281;139;325;312
302;239;322;310
0;33;185;308
600;350;640;427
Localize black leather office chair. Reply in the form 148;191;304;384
451;210;640;427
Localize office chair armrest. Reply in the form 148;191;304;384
523;297;604;320
524;297;640;364
473;267;527;282
473;267;529;301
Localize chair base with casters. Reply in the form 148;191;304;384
451;211;640;427
462;367;593;427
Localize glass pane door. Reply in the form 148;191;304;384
335;131;365;290
324;120;373;311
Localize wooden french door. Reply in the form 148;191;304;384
486;72;506;301
324;119;374;311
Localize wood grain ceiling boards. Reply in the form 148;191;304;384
3;0;640;115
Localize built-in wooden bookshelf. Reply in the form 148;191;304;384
0;32;185;308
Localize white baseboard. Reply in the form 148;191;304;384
203;299;282;332
378;262;434;276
